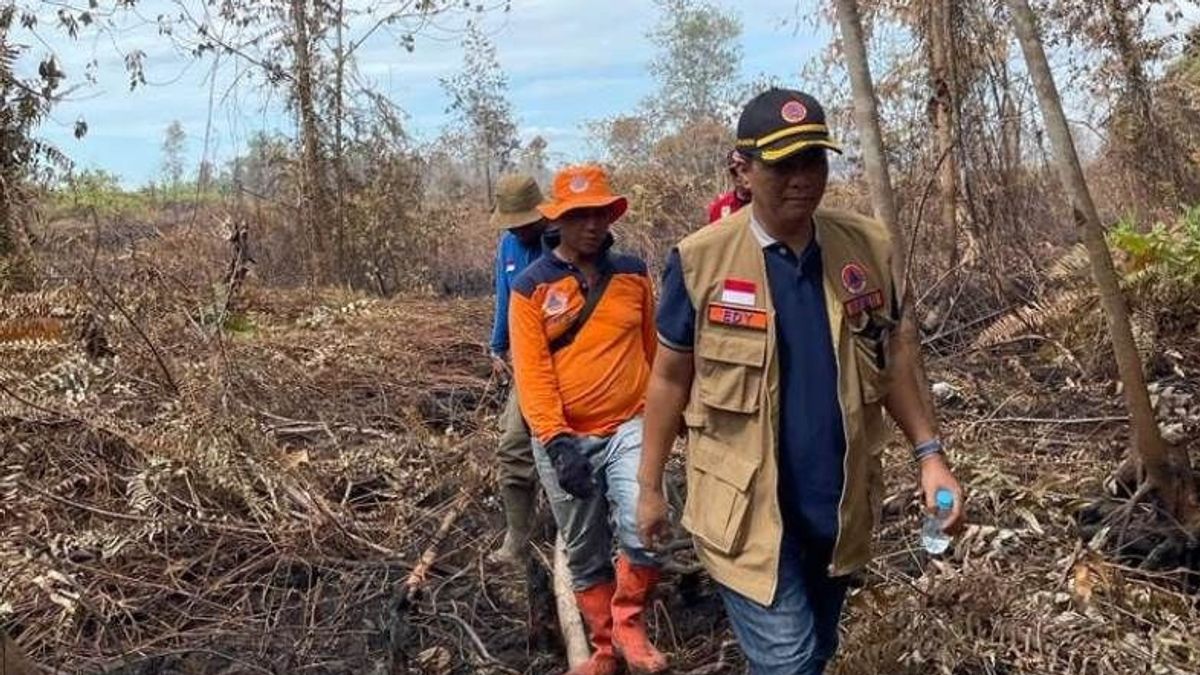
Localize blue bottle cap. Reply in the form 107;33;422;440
935;488;954;509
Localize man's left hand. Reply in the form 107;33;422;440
919;453;966;535
490;352;512;380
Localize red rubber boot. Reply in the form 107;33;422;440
566;581;619;675
611;555;669;673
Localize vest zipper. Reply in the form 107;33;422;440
762;264;784;605
828;342;852;576
825;237;853;577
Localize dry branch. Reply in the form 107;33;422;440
971;415;1128;425
402;491;471;603
553;534;590;668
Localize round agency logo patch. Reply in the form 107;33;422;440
781;100;808;124
569;175;589;194
841;262;869;294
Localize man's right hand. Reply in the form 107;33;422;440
637;487;671;550
546;435;595;499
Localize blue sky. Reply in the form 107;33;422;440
33;0;832;186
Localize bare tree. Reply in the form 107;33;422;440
1005;0;1198;522
927;0;959;269
832;0;939;423
440;22;518;206
161;120;187;189
646;0;743;128
288;0;334;281
162;0;496;283
518;134;551;186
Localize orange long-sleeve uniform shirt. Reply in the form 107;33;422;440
509;250;657;445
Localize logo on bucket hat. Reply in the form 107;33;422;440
538;165;629;223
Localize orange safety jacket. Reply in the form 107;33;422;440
509;249;656;444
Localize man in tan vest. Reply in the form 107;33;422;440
637;88;965;674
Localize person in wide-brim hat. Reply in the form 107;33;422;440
487;173;551;567
490;174;547;231
537;164;628;225
510;163;668;674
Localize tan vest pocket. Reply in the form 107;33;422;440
696;331;767;414
850;312;893;404
851;337;886;403
681;438;759;555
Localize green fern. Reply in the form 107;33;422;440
975;205;1200;353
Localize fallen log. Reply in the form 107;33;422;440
554;534;590;668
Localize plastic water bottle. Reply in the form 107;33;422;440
921;489;955;555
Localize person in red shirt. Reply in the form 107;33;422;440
706;149;752;224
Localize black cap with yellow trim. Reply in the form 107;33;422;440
736;88;842;163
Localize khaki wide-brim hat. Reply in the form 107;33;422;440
490;174;546;230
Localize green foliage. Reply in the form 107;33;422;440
1109;206;1200;290
48;169;224;219
439;21;518;201
646;0;743;129
56;169;140;214
223;312;255;336
973;206;1200;356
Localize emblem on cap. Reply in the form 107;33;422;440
781;100;808;124
841;262;869;294
569;175;589;194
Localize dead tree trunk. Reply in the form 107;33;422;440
1101;0;1182;205
834;0;899;233
1006;0;1198;523
833;0;938;421
928;0;959;270
289;0;332;285
554;535;590;667
332;0;349;282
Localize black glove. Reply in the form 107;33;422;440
546;435;595;499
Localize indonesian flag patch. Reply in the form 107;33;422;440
720;278;757;307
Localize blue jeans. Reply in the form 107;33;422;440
532;417;657;589
719;535;849;674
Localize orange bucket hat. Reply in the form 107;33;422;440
538;164;628;223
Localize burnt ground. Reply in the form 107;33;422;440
3;288;1199;674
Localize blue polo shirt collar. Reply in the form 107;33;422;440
750;208;822;276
